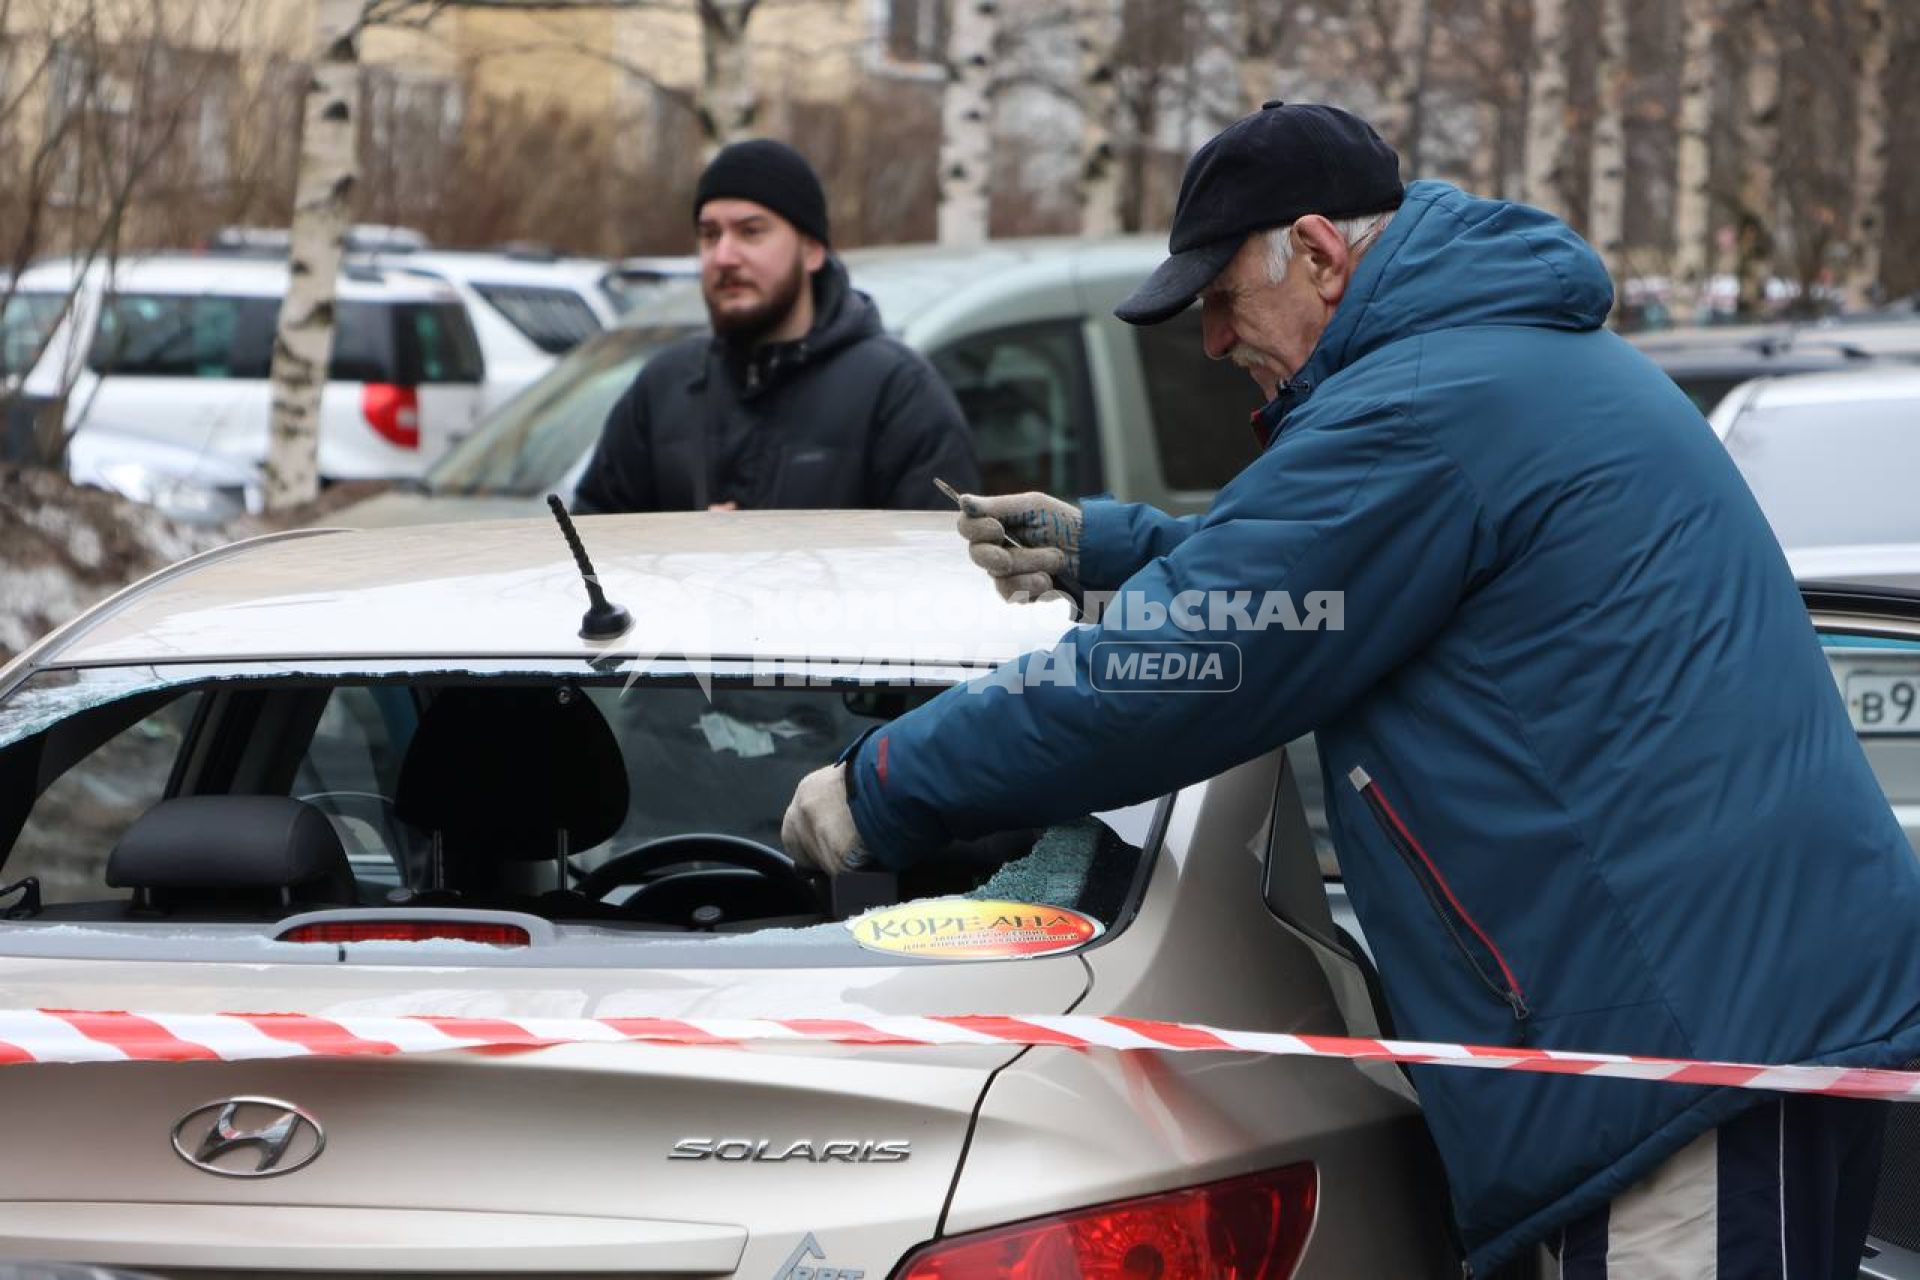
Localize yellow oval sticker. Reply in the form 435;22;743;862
847;898;1103;960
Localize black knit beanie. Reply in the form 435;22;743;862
694;140;831;246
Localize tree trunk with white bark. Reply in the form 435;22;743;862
1734;0;1779;318
695;0;759;162
1381;0;1433;175
1671;0;1718;324
1076;0;1122;237
262;0;362;511
1521;0;1569;216
1843;0;1890;311
1468;99;1502;197
1235;0;1288;112
1588;0;1628;321
937;0;996;247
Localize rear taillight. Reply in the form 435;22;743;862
361;382;420;449
277;921;529;946
895;1164;1317;1279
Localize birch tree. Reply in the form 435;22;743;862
1521;0;1569;216
1076;0;1122;237
1671;0;1718;324
261;0;363;510
1588;0;1628;320
937;0;997;246
1234;0;1290;113
1734;0;1779;317
1380;0;1434;176
694;0;758;161
1843;0;1890;311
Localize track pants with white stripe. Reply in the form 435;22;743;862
1548;1095;1888;1279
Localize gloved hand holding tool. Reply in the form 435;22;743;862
936;480;1085;608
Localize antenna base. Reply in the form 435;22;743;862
579;600;632;641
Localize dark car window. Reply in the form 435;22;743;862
6;689;203;905
931;321;1102;498
1134;308;1263;491
474;284;604;355
429;324;698;496
89;295;482;385
1;291;69;377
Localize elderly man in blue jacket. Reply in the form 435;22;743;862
782;103;1920;1277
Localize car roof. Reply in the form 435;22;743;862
1736;365;1920;409
13;255;460;302
370;250;612;291
620;236;1165;334
29;511;1074;671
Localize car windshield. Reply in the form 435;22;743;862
0;668;1155;966
429;324;700;496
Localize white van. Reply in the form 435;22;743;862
2;255;487;482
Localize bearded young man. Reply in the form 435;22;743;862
781;103;1920;1277
573;140;977;513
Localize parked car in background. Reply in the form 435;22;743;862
602;255;699;314
0;510;1455;1276
1708;366;1920;551
1630;325;1885;413
338;237;1270;527
363;249;619;414
3;255;486;487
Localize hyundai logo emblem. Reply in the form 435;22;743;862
170;1096;325;1178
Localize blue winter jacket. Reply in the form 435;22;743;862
844;181;1920;1272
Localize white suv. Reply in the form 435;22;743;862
3;254;487;487
364;249;618;414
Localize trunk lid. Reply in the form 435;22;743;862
0;953;1088;1274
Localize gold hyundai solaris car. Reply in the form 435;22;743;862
0;510;1456;1277
6;513;1920;1277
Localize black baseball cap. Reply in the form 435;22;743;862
1115;102;1404;326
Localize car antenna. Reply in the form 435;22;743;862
546;494;632;641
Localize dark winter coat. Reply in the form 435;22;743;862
571;258;977;513
841;180;1920;1273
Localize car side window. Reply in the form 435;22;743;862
476;284;604;355
1133;308;1264;492
88;295;245;378
292;686;417;892
932;321;1102;498
6;690;203;904
1;291;67;377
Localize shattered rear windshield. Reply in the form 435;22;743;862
0;669;1159;965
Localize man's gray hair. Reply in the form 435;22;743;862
1263;211;1394;281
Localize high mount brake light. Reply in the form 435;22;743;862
361;382;420;449
277;921;529;946
893;1164;1317;1279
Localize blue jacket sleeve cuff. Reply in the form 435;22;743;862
1078;497;1133;591
841;728;935;871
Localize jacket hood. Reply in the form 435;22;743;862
718;256;881;398
1303;180;1614;389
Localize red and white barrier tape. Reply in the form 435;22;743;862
0;1009;1912;1100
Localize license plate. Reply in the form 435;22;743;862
1847;673;1920;733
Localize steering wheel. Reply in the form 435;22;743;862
297;789;409;881
574;833;821;926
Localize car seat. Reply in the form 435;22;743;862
106;795;357;918
393;685;629;908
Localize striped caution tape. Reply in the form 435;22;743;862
0;1009;1912;1100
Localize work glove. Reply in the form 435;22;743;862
781;763;866;876
956;491;1083;603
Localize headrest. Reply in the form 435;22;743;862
107;796;353;898
394;686;629;858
